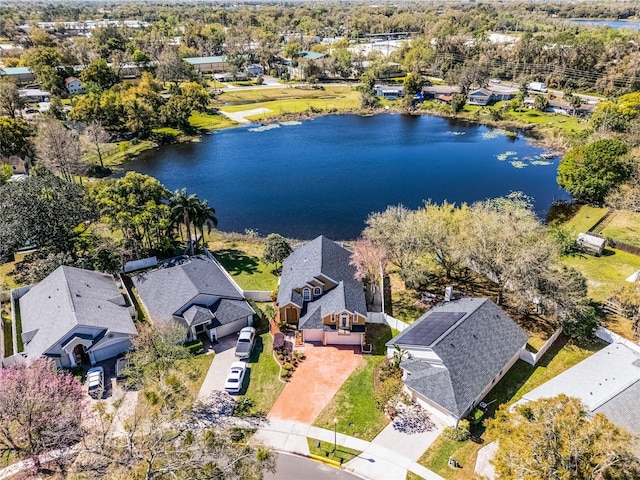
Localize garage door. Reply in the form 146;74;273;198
216;318;248;339
324;332;363;345
92;338;132;363
303;329;323;342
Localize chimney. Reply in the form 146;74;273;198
444;286;454;302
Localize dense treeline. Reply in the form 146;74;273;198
2;2;640;93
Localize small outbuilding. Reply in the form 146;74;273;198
577;233;606;256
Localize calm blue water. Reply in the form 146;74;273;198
570;19;640;31
126;114;569;240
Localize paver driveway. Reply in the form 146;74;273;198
267;343;362;424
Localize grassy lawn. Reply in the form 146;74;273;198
0;261;18;290
503;106;588;135
406;472;426;480
558;204;609;235
313;324;393;441
177;353;214;405
189;110;238;131
596;210;640;248
560;248;640;302
307;438;362;464
418;336;606;479
235;333;285;417
1;303;13;357
212;249;278;291
218;86;360;120
88;140;155;168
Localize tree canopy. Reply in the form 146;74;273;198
489;395;640;480
557;139;631;204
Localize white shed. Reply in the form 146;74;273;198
577;233;606;256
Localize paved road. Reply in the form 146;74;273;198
266;453;364;480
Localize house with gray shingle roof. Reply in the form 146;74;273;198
131;255;254;342
519;342;640;443
277;236;367;346
386;297;529;426
17;266;137;368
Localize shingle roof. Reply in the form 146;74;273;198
212;298;255;326
20;266;136;359
182;305;213;327
593;380;640;438
132;255;244;322
277;236;366;325
391;298;529;418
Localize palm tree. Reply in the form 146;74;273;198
193;199;218;251
170;189;200;255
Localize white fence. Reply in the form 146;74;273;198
519;328;563;365
367;312;410;332
595;326;640;354
243;291;272;302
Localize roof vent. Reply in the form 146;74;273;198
444;286;454;302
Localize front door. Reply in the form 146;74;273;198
73;344;89;364
339;313;349;329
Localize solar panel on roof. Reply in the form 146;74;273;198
400;311;465;346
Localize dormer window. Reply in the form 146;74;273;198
302;288;311;301
314;287;322;296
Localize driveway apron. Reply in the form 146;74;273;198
197;335;241;402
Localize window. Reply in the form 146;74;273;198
302;288;311;301
339;313;349;329
314;287;322;296
330;314;335;323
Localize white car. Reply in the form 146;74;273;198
87;366;104;399
224;361;247;394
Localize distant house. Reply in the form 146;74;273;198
247;64;264;76
131;255;254;342
18;88;50;103
435;94;453;104
285;51;327;78
277;236;368;346
467;88;493;106
577;233;606;256
214;71;248;82
519;342;640;451
375;84;404;99
65;76;84;95
421;85;461;100
183;56;229;74
386;297;529;426
0;66;35;84
16;266;137;368
1;155;28;175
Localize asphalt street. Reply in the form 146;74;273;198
266;453;363;480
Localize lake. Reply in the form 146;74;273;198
569;19;640;31
126;114;569;240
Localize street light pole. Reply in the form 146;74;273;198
332;417;337;454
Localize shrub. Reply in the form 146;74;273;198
283;362;294;372
375;377;403;410
443;420;471;441
184;340;204;355
563;305;600;340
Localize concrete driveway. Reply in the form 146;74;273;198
197;335;241;402
267;343;362;424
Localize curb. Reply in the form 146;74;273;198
308;453;342;468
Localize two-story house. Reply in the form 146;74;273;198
277;236;367;346
132;255;254;342
386;297;529;426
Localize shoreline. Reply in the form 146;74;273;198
111;103;572;173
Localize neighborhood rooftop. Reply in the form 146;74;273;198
132;254;245;321
20;266;137;360
389;298;529;418
277;235;366;318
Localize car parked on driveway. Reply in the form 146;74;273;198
224;361;248;393
87;366;104;399
234;327;256;359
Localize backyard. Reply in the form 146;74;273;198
418;336;606;479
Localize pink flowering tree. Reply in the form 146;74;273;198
0;358;86;468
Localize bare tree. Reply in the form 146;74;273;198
83;121;110;169
350;239;388;309
35;119;85;182
0;358;86;470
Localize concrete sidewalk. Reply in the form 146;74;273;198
254;419;445;480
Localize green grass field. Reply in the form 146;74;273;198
211;249;278;291
235;333;285;417
595;210;640;248
418;336;606;479
559;205;609;235
307;438;362;464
